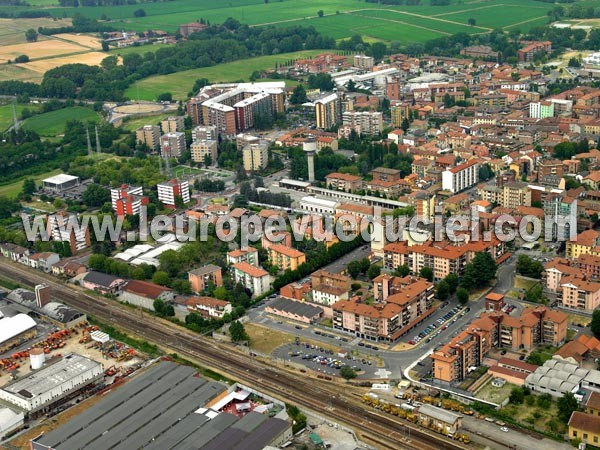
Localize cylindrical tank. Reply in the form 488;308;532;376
30;347;45;370
302;139;317;153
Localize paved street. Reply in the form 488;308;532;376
463;416;571;450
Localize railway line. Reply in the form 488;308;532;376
0;259;468;450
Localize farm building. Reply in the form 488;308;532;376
0;353;103;413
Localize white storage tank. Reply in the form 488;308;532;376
30;348;45;370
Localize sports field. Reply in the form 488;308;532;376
28;0;585;39
22;107;100;136
125;50;327;101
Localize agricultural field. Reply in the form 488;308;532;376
125;50;327;101
19;0;589;40
21;106;100;136
0;63;41;82
0;40;88;64
109;43;174;57
0;17;71;45
19;52;108;75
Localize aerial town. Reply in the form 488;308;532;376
5;1;600;450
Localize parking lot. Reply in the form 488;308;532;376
272;342;381;378
408;304;468;345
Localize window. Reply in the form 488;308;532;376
594;436;598;444
573;431;578;437
584;433;588;441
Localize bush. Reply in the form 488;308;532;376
15;54;29;63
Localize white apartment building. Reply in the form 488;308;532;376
160;132;186;158
342;111;383;136
231;262;271;297
441;160;479;193
157;179;190;207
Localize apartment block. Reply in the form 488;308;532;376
160;132;186;158
160;116;185;134
332;276;434;342
441;160;479;193
193;125;218;141
242;143;268;172
315;93;341;129
46;212;90;254
431;307;567;383
342;111;383;136
267;244;306;271
227;247;259;267
390;101;410;128
157;179;190;207
231;262;271;297
502;181;531;208
518;41;552;62
325;172;363;192
529;100;554;119
188;264;223;293
190;139;217;164
566;229;600;259
353;54;374;69
311;270;352;306
135;125;160;150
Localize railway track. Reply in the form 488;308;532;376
0;259;467;450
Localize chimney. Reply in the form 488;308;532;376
35;284;51;308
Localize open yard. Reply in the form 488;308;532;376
476;379;515;404
125;50;327;101
54;33;103;49
22;106;100;136
245;323;297;355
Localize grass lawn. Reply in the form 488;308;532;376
119;112;173;132
125;50;328;101
476;379;515;404
109;43;174;57
0;168;61;198
245;323;296;354
22;106;100;136
514;276;538;290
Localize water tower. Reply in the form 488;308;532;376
303;138;317;183
30;347;45;370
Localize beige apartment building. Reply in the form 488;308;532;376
242;143;268;172
135;125;161;151
191;139;218;164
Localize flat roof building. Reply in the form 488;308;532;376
0;353;103;413
42;174;80;193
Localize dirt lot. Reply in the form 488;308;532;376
245;323;342;355
0;40;87;63
20;52;109;73
113;102;165;114
54;33;102;49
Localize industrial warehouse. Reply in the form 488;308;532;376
30;361;292;450
0;353;104;413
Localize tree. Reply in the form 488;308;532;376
509;387;524;404
347;260;362;279
25;28;38;42
230;320;249;342
290;84;307;104
591;309;600;339
22;178;36;196
401;118;410;134
445;273;459;295
557;392;578;423
457;288;469;305
419;266;434;282
317;9;324;17
394;264;410;277
526;351;544;366
468;18;476;26
436;280;449;300
15;55;29;63
346;79;357;92
133;8;146;17
460;252;497;291
82;183;110;208
568;57;581;68
101;41;109;52
516;255;544;279
367;264;381;280
340;365;357;380
152;270;170;286
157;92;172;102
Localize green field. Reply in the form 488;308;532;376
125;50;326;101
22;106;100;136
109;43;174;57
0;168;61;198
9;0;588;41
0;103;41;132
